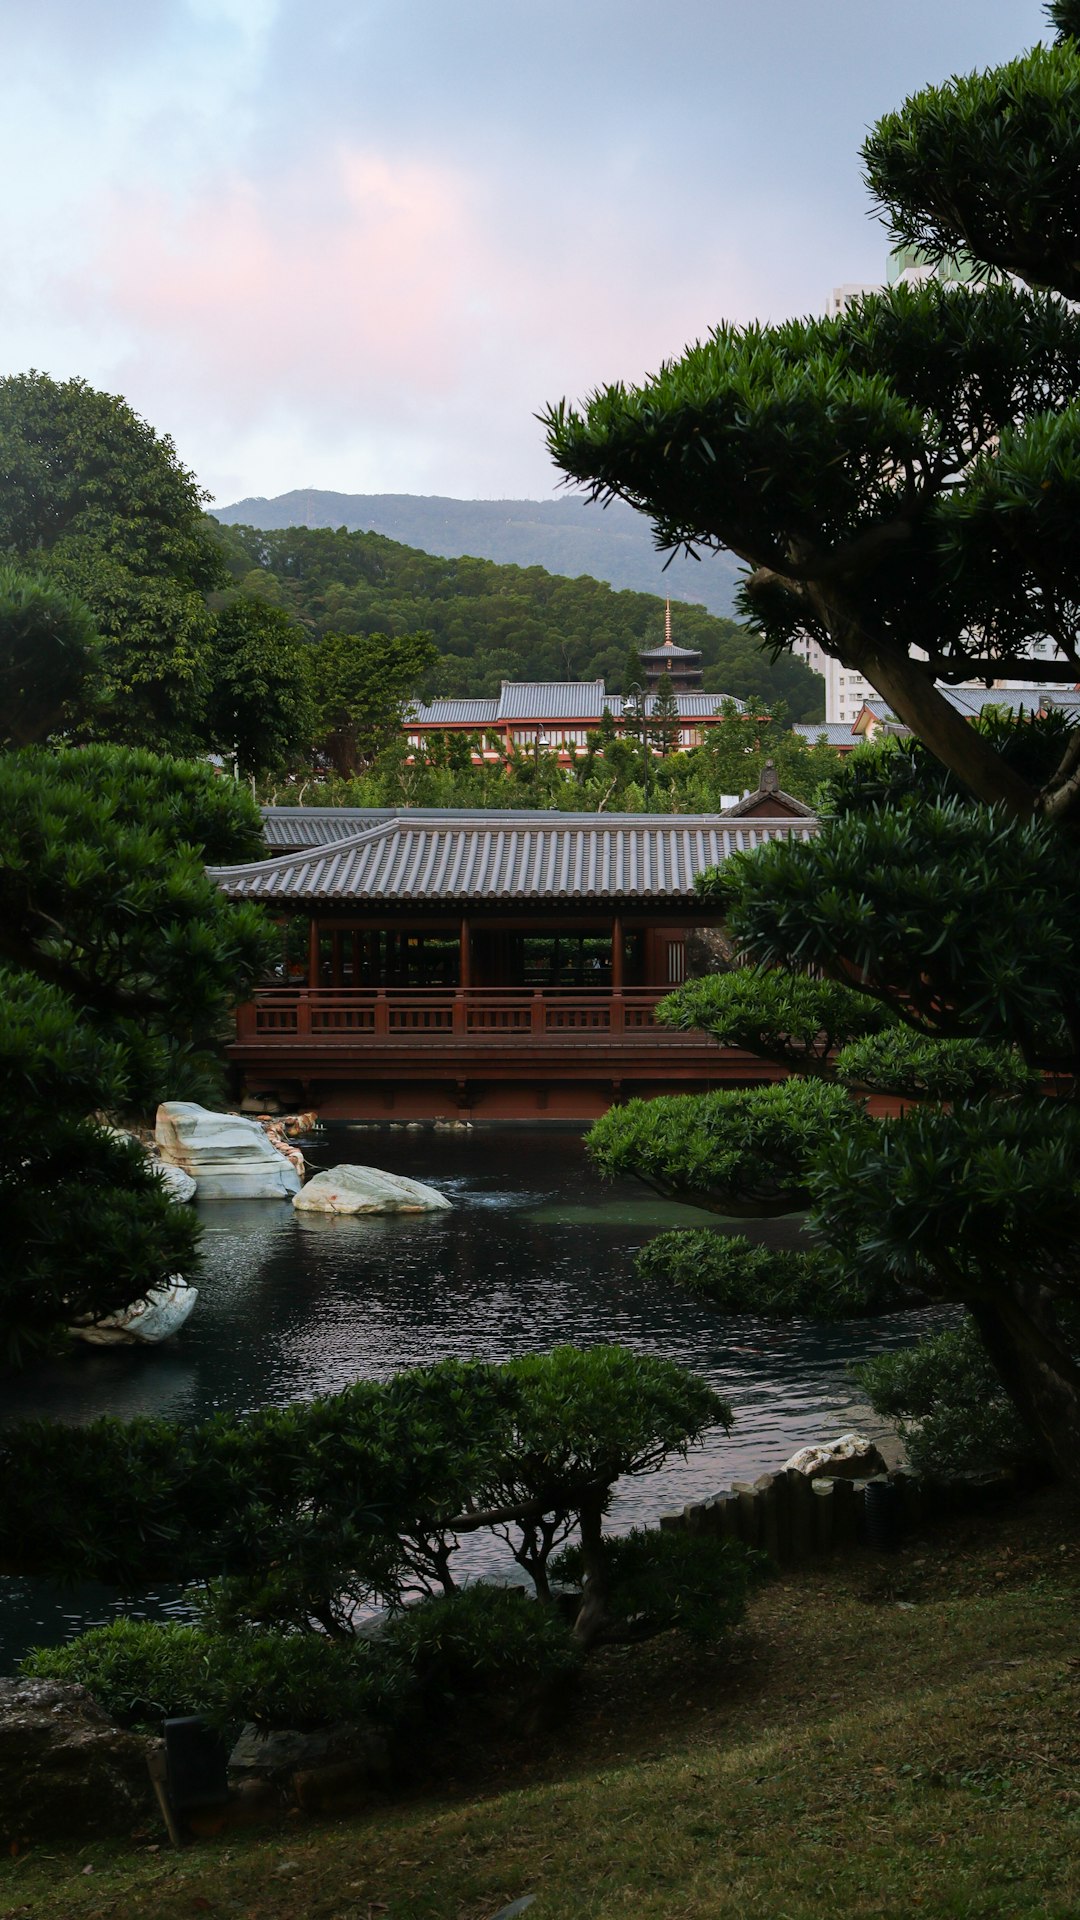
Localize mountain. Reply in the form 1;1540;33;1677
211;489;742;618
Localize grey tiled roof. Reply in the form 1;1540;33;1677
216;811;818;905
793;722;859;746
495;681;609;720
410;698;499;726
637;642;702;660
409;681;744;726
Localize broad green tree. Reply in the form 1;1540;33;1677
206;598;315;778
218;519;824;719
312;628;440;776
0;374;225;752
0;567;102;748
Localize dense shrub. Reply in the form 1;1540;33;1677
380;1584;582;1718
853;1319;1037;1479
551;1528;767;1644
22;1619;397;1734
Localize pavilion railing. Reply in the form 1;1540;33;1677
234;987;701;1044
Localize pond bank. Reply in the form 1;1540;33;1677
7;1483;1078;1920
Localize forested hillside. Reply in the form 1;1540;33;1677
213;521;824;719
212;488;742;617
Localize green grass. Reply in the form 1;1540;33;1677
4;1487;1079;1920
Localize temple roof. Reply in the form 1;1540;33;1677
637;641;703;661
217;809;817;906
410;682;740;725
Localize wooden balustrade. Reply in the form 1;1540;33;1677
238;986;690;1045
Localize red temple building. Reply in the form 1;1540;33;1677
214;777;816;1123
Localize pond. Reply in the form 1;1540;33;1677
0;1127;936;1666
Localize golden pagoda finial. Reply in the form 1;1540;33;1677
664;597;672;647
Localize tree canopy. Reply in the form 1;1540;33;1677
0;373;225;753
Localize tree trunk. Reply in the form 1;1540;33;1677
571;1492;610;1648
809;592;1039;821
970;1286;1080;1487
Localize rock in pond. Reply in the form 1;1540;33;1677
783;1432;887;1480
294;1165;452;1215
155;1161;197;1203
156;1102;302;1200
70;1276;199;1346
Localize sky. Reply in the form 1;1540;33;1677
3;0;1049;508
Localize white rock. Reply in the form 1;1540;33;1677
70;1277;199;1346
154;1161;197;1203
293;1165;452;1215
783;1432;887;1480
155;1102;301;1200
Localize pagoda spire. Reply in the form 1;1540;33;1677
664;597;672;648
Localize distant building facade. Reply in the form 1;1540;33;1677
407;678;739;765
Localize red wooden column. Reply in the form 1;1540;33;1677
455;916;472;1034
308;918;320;989
611;913;624;1034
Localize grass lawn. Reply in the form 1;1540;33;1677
3;1485;1078;1920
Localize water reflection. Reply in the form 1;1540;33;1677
1;1128;938;1664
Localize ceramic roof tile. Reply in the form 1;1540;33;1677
215;812;817;905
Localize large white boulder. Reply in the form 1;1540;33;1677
154;1161;197;1203
293;1164;452;1215
156;1102;301;1200
70;1277;199;1346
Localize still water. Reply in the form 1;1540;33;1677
1;1129;933;1665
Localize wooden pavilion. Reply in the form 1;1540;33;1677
213;794;818;1122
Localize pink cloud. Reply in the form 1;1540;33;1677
84;141;767;474
91;146;483;422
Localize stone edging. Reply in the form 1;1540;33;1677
658;1463;1022;1564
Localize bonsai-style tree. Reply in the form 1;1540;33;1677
591;728;1080;1484
550;4;1080;1483
544;3;1080;829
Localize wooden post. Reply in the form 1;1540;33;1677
459;916;472;989
813;1480;835;1554
308;918;320;989
611;913;624;990
786;1469;816;1562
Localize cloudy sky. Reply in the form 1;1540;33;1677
3;0;1047;507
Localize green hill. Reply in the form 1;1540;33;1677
212;520;824;720
212;488;742;618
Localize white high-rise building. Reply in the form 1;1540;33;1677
791;633;876;727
